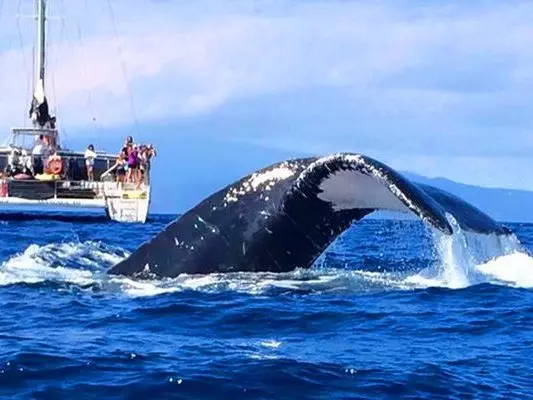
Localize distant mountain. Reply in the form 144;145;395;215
402;172;533;224
79;126;531;222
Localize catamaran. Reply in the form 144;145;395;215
0;0;151;223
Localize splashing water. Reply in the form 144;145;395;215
0;216;531;296
0;241;127;287
409;214;532;289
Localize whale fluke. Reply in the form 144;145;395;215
108;153;510;278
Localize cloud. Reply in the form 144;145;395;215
0;1;529;118
0;0;532;189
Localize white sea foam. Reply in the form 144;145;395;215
404;214;531;289
0;241;125;287
0;220;531;297
260;340;281;349
476;252;533;288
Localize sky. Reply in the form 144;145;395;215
0;0;532;213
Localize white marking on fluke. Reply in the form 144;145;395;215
296;153;426;222
223;164;296;205
317;169;409;212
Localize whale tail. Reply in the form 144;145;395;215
108;153;510;277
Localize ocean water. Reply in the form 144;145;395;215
0;214;532;399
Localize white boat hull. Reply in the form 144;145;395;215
104;186;151;223
0;180;151;223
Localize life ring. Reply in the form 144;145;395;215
46;158;63;175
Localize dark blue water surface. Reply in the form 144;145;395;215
0;214;532;399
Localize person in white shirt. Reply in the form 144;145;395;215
32;136;44;155
31;135;49;174
84;144;97;181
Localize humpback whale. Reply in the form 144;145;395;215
108;153;510;278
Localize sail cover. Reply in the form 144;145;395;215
29;78;52;127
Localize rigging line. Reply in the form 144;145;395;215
0;0;5;73
0;1;10;150
48;0;58;117
58;0;67;119
50;0;66;142
78;0;98;140
57;0;71;145
106;0;139;132
75;17;100;136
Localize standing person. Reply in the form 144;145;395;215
145;144;156;177
113;152;127;184
32;134;48;174
138;145;147;188
126;145;139;184
32;134;46;155
84;144;97;181
147;144;157;160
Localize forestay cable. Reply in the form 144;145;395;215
106;0;139;132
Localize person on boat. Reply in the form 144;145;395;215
49;116;57;130
137;145;150;188
113;152;127;184
146;144;156;161
124;136;134;148
143;144;156;178
32;135;46;154
31;135;48;174
5;149;22;177
126;145;140;184
20;150;34;176
84;144;97;181
42;134;51;148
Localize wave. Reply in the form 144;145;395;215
0;241;127;287
408;214;530;289
0;219;531;297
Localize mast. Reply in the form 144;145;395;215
35;0;46;96
29;0;54;130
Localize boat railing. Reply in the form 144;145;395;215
0;151;151;185
9;127;59;149
101;163;118;180
11;127;58;136
0;178;148;200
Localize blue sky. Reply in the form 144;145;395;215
0;0;532;213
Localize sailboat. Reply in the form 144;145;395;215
0;0;151;223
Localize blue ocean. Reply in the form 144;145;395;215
0;214;532;399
